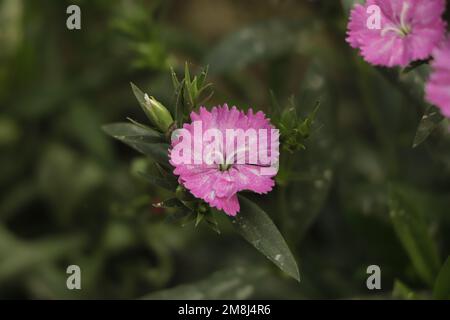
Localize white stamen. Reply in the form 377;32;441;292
381;2;411;37
399;2;410;31
381;26;401;36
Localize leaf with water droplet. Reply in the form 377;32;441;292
413;105;445;148
153;198;182;209
231;195;300;282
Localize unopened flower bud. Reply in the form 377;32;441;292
143;94;174;133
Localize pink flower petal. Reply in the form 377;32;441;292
346;0;446;67
426;38;450;119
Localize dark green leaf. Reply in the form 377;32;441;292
153;198;184;209
392;279;416;300
231;195;300;282
170;67;180;90
433;256;450;300
102;122;164;143
389;187;441;286
164;209;195;225
0;230;85;285
102;122;169;165
413;105;445;148
204;210;220;234
175;79;187;128
142;266;267;300
197;65;209;88
138;171;177;192
195;212;204;227
130;82;151;119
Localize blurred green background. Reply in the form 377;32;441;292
0;0;449;299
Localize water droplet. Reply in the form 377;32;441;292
324;169;332;180
314;180;324;188
235;285;254;299
253;239;261;248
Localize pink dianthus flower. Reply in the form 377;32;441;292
169;105;279;216
346;0;446;67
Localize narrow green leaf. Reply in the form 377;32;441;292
130;82;151;120
175;79;186;128
170;67;180;90
153;198;184;209
392;279;417;300
197;65;209;88
231;195;300;282
433;256;450;300
184;62;191;87
132;142;170;167
138;172;177;192
142;266;267;300
183;62;195;109
402;59;430;74
165;209;195;225
102;122;169;165
102;122;164;143
389;187;441;286
195;212;204;227
204;210;220;234
269;90;281;115
0;232;85;285
413;105;445;148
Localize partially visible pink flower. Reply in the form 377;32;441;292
346;0;446;67
426;38;450;118
169;105;279;216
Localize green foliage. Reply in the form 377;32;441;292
392;280;417;300
1;0;449;300
433;256;450;300
413;106;446;148
273;95;319;153
106;66;300;279
143;266;267;300
389;186;441;286
111;0;170;71
103;122;169;166
130;83;174;133
232;196;300;282
172;63;213;127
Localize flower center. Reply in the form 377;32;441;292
381;2;411;37
219;163;232;172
